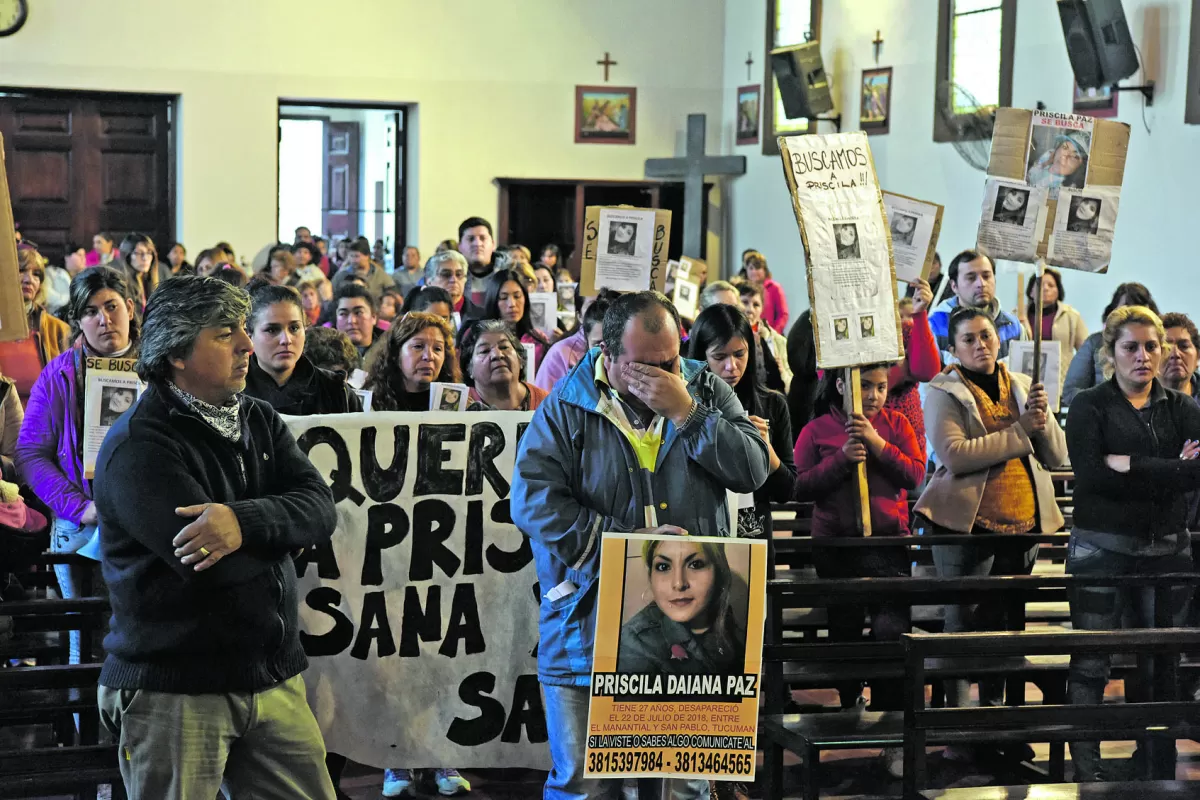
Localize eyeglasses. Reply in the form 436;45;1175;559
437;270;466;281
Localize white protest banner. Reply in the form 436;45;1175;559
83;357;145;479
287;412;550;769
777;132;903;369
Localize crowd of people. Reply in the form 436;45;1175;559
4;217;1200;796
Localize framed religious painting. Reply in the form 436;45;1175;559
736;84;761;145
575;86;637;145
860;67;892;135
1072;83;1118;118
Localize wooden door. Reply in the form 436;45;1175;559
0;92;173;263
322;121;359;239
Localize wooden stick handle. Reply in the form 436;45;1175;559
1032;259;1045;385
843;367;873;538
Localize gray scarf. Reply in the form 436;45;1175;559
167;381;241;442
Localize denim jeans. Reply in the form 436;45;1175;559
541;683;709;800
99;674;335;800
930;536;1038;707
50;517;105;664
812;545;912;710
1065;537;1193;780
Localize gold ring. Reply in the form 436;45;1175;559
199;546;211;558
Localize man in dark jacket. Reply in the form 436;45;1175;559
93;276;338;799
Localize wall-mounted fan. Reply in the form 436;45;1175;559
936;82;996;172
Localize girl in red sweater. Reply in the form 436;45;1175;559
792;365;925;747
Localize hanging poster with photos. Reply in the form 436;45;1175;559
777;132;904;369
881;191;944;284
584;533;768;781
978;108;1129;273
579;205;672;296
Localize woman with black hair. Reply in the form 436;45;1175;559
479;268;550;368
1063;282;1157;405
403;285;454;324
688;304;795;540
113;233;161;312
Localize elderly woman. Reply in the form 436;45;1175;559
458;319;549;411
113;233;161;311
1065;305;1200;781
425;249;473;320
479;268;551;367
243;285;361;415
617;538;745;676
914;306;1068;727
19;248;71;367
364;312;461;412
16;267;141;663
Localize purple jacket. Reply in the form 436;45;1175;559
534;329;591;392
16;345;90;523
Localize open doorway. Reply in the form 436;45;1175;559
277;100;408;271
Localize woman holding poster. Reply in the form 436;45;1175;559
15;266;140;664
616;538;745;676
364;312;461;411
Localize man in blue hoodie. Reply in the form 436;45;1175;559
512;291;770;800
928;250;1025;361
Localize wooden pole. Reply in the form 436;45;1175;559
843;367;873;537
1031;259;1045;385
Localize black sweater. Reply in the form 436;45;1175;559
93;382;336;693
1066;378;1200;542
244;354;362;416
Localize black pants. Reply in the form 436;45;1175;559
812;544;912;711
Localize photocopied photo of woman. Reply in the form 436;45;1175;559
992;186;1030;226
833;223;861;260
616;536;750;677
1067;196;1102;234
99;386;136;427
1026;125;1090;200
890;213;917;247
607;221;638;256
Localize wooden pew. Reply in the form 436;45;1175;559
0;744;123;799
921;782;1197;798
902;628;1200;797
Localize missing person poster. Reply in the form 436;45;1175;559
528;291;558;337
585;533;768;782
82;357;145;479
980;108;1129;272
777;132;904;369
286;412;550;769
1007;340;1063;412
579;205;671;296
881;191;944;284
429;382;469;412
673;277;700;321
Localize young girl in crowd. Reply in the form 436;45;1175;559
736;282;791;393
243;285;361;416
914;307;1066;747
480;269;551;368
793;364;924;771
16;267;141;664
884;277;940;454
365;312;460;412
458;319;548;411
689;304;795;541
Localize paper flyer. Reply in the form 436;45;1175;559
528;291;558;336
1007;340;1063;412
82;357;145;478
584;533;767;782
673;277;700;321
1046;187;1120;273
429;382;469;412
881;191;943;284
976;178;1047;264
777;132;903;370
594;208;657;292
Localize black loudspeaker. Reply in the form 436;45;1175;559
770;41;834;119
1057;0;1139;89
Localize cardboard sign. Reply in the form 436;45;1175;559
777;132;904;370
980;108;1129;273
0;134;31;342
580;205;672;296
585;533;767;781
287;412;550;769
881;191;944;284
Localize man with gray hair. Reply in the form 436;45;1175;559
92;275;338;799
425;248;481;325
699;279;739;311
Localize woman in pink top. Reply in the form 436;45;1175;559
740;250;790;333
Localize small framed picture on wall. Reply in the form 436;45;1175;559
860;67;892;135
736;84;761;145
575;86;638;144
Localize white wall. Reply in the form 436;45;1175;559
722;0;1200;330
1;0;726;260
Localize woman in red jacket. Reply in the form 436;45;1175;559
884;277;941;456
792;365;925;774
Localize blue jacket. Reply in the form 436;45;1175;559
510;349;770;686
929;296;1025;359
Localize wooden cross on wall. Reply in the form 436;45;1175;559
597;52;617;82
746;51;755;81
644;114;746;259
